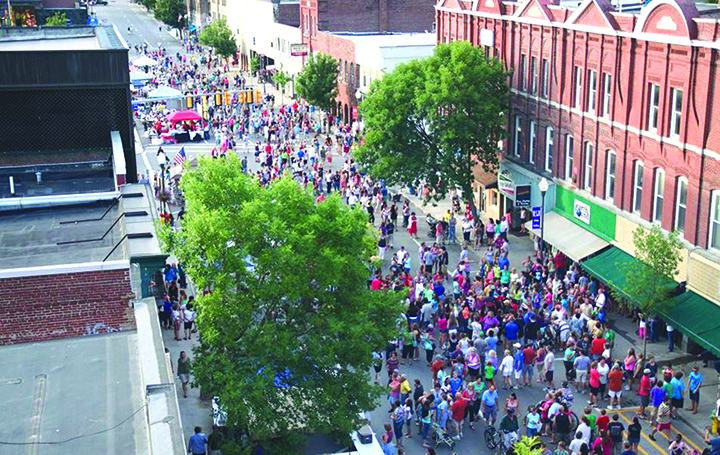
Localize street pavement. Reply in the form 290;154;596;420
104;3;718;452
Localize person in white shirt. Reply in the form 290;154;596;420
183;303;196;340
500;350;514;389
544;348;556;388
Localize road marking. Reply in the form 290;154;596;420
24;374;47;455
616;409;668;454
144;39;154;49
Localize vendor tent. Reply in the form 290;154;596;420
167;110;203;122
148;86;183;99
132;55;158;66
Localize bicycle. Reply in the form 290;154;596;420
484;425;518;455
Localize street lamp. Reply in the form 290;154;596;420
538;177;549;255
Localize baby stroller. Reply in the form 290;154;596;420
424;422;456;451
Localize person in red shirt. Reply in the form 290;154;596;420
638;369;653;419
596;409;610;433
451;392;468;439
591;336;606;360
607;365;624;409
432;357;446;382
523;345;537;387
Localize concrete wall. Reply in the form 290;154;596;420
0;262;135;345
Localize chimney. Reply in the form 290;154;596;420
378;0;388;32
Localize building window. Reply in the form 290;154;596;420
344;61;348;83
513;115;523;157
587;70;597;113
529;121;537;164
653;168;665;223
574;66;583;109
675;177;688;233
520;54;527;91
584;142;594;191
545;127;554;173
647;83;660;131
541;58;549;98
565;134;574;181
633;161;644;214
606;150;616;202
338;59;343;82
710;191;720;251
670;88;683;138
349;63;354;85
602;73;612;118
530;56;537;95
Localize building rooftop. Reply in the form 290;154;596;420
0;332;149;454
332;31;437;47
0;25;127;51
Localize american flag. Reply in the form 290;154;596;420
172;147;186;165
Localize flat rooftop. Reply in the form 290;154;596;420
0;25;127;51
0;201;125;269
0;332;149;454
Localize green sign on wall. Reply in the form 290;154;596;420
554;186;616;242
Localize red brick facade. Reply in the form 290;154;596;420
436;0;720;250
0;268;135;345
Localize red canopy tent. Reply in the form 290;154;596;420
167;110;203;122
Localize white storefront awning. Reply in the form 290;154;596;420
525;211;609;262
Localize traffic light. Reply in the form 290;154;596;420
224;91;232;105
215;92;222;106
244;90;253;104
186;96;193;109
238;92;245;104
255;90;262;104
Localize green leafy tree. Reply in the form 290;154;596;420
198;19;237;62
44;12;67;26
250;55;261;75
153;0;184;29
296;53;339;111
514;436;544;455
273;67;291;104
615;225;683;357
139;0;155;10
158;155;402;453
356;41;509;215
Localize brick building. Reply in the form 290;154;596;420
300;0;436;123
437;0;720;350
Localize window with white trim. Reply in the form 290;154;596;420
531;56;537;95
565;134;574;181
574;66;583;109
602;73;612;118
514;115;523;157
520;54;527;91
587;70;597;113
529;121;537;164
633;161;644;214
541;58;549;98
584;142;594;191
670;88;683;138
647;83;660;131
675;177;687;233
710;191;720;251
605;151;616;201
653;168;665;223
545;127;554;173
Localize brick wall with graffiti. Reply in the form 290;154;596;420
0;268;136;345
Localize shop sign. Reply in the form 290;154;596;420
291;44;309;56
498;170;515;199
574;199;591;224
515;184;531;207
532;206;542;229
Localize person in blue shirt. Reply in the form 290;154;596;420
670;372;686;418
688;366;703;414
498;253;510;270
481;385;500;426
449;370;463;397
505;318;519;342
188;426;209;455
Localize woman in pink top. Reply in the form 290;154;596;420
589;361;601;406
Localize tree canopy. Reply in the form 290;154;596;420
356;41;509;213
295;53;339;111
153;0;184;29
198;19;237;59
158;156;402;453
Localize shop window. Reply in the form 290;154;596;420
653;168;665;224
675;177;687;233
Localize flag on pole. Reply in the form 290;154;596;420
172;147;186;165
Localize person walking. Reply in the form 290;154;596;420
188;426;209;455
178;351;192;398
183;303;196;340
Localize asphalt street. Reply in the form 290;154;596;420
101;3;712;453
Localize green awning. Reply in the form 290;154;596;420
664;291;720;357
583;247;720;357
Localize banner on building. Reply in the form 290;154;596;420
515;184;531;207
498;170;515;199
291;44;309;56
574;199;591;224
532;206;542;229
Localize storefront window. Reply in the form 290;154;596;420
2;6;37;27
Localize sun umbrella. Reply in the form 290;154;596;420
167;110;203;122
132;55;158;66
130;71;152;82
